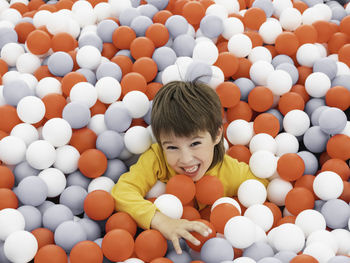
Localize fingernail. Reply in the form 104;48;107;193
203;231;209;237
195;240;200;246
208;228;212;234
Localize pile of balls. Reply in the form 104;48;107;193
0;0;350;262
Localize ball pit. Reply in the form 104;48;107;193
0;0;350;262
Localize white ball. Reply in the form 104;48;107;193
46;11;70;35
88;114;107;136
207;65;225;89
249;133;277;154
254;224;267;243
0;8;21;26
295;209;326;237
301;7;324;25
122;91;150;118
266;70;292;96
283;109;310;136
336;61;350;76
162;64;182;85
33;10;51;28
145;180;166;199
175;56;193;80
214;0;239;14
226;119;254;145
211;197;242;214
76;45;101;70
74;6;97;27
237;179;267;207
313;171;344;200
38;168;66;198
272;223;305;253
249;60;275;86
222;17;244;40
36;77;62;99
224;216;256;249
244;204;274;232
248;46;272;64
249;150;277;179
258;19;283;44
42;118;72;147
306;229;338;254
205;3;228;20
4;230;38;263
88;176;115;193
0;135;26;165
331;229;350;255
227;33;252;58
283;206;293;217
296;43;321;67
54;145;80;174
267;178;293;206
124;258;145;263
233;258;256;263
0;208;25;240
16;96;45;124
16;53;41;74
272;0;293;18
192;41;219;65
124;126;152;155
279;7;302;31
20;73;38;92
1;42;25;67
70;82;98;108
2;70;21;85
303;242;335;262
10;123;39;146
305;72;331;98
274;132;299;156
26;140;56;170
154;194;183;219
109;0;132;17
95;77;121;104
313;3;332;21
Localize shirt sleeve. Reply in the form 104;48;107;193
110;146;164;230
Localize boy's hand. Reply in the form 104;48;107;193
150;211;212;254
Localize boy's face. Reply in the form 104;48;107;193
160;129;222;182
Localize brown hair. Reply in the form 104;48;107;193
151;81;225;170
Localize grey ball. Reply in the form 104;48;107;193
331;6;347;21
78;218;102;241
13;161;40;186
96;130;124;159
97;19;119;43
318;107;347;135
304;98;326;116
276;63;299;85
143;100;152;125
314;199;326;212
152;46;177;71
0;27;18;50
271;55;294;68
17;205;42;231
234;77;255;101
332;74;350;91
137;4;159;19
166;250;192;263
54;220;87;252
303;126;330;153
297;151;318;175
0;241;11;263
243;241;274;261
274;251;297;263
96;62;122;81
200;15;224;39
165;15;189;38
146;0;169;10
252;0;274;17
328;256;350;263
130;15;153;36
200;238;234;263
43;204;74;232
76;68;97;85
78;33;103;52
62;101;91;129
36;200;55;215
59;185;88;215
119;8;140;26
103;159;128;183
3;79;33;106
104;102;132;133
47;51;74;77
313;57;338;80
172;34;195;57
321;199;350;229
67;171;91;190
185;61;212;84
115;49;133;60
16;176;48;206
310;106;329;126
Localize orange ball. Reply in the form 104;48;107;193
215;81;240;108
214;52;239;78
0;188;18;210
290;254;318;263
69;241;103;263
0;105;22;134
112;26;136;50
181;205;201;221
42;94;67;119
111;55;133;76
145;23;170;48
132;57;158;83
243;7;266;30
105;212;137;237
276;215;296;226
264;201;282;228
134;229;168;262
78;149;107;178
285;187;315;216
291;84;310;103
26;29;52;55
166;174;196;205
182;1;205;25
195;175;224;205
31;228;55;250
226;145;252;164
294;174;316;199
130;37;155;60
121;72;148;96
294;24;318;45
278;92;305;115
34;244;68;263
327;134;350;160
325;85;350;111
84;190;115;221
248;86;274;112
275;32;299;56
186;219;216;252
61;72;87;97
321;158;350;181
146;82;163;100
101;229;134;262
277;153;305;182
226;101;253;123
339;181;350;203
69;128;97;154
253;113;280;137
51;32;77;52
151;258;173;263
0;165;14;189
210;203;240;233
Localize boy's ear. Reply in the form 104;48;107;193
215;126;223;145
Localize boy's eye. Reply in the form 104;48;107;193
191;141;201;147
167;146;178;150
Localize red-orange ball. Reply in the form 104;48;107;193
195;175;224;205
134;229;168;262
166;174;196;205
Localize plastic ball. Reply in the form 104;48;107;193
313;171;344;200
228;33;252;58
303;126;329;153
272;223;305;253
38;168;66;198
244;204;274;232
16;96;45;124
43;204;74;232
17;205;41;232
59;185;87;216
249;46;272;64
192;40;219;65
165;174;196;205
35;77;62;99
26;140;56;170
226;119;254;145
165;15;189;38
84;190;115;221
105;211;137;237
88;114;107;136
258;19;283;44
238;179;267;207
0;208;25;240
124;125;152;154
88;176;115;193
95;77;122;104
276;63;299;85
166;250;192;262
16;53;41;74
200;237;234;263
296;43;321;67
104;102;132;133
102;229;134;262
283;109;310;136
267;178;293;206
123;90;150;118
96;130;124;160
295;208;326;237
33;244;68;263
134;229;167;262
222;17;244;40
10;123;39;147
172;34;196;57
249;60;275;86
249;133;277;154
67;171;91;190
54;220;87;253
279;7;302;31
4;230;37;263
16;175;48;206
53;145;79;174
266;70;292;96
195;175;224;205
331;229;350;255
319;107;347;135
224;216;256;249
47;51;74;77
42;118;72;147
242;241;274;261
233;257;257;263
76;45;102;70
154;194;183;219
303;241;335;263
321;199;350;229
70;240;103;263
210;203;240;233
305;72;331;98
249;150;278;179
62;101;91;129
3;79;33;107
212;197;242;214
0;135;26;165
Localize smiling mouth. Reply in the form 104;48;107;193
182;164;200;176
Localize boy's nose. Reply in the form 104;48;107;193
179;149;193;164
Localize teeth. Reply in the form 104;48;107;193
184;165;198;173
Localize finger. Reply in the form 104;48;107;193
171;237;183;255
180;230;201;246
190;222;212;237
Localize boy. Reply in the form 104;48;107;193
111;80;268;254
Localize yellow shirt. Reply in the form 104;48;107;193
111;143;268;230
